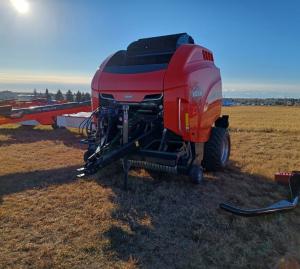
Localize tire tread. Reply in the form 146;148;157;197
202;127;230;171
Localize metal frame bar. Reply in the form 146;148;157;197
220;172;300;217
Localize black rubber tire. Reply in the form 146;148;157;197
202;127;230;171
189;165;204;184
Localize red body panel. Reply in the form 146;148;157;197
91;55;113;110
91;55;165;109
163;45;222;142
91;44;222;142
99;70;165;102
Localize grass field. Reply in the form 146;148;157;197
0;106;300;269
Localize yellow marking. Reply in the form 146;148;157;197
185;113;190;131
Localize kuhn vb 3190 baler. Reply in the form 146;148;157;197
78;33;230;187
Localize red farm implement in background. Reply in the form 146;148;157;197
0;100;91;128
0;98;65;109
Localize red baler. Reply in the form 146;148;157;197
79;33;230;185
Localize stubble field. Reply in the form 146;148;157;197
0;106;300;269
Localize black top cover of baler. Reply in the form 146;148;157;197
127;33;194;57
104;33;194;73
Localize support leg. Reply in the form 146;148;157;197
121;105;130;190
122;158;130;190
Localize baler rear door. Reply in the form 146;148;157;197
99;64;166;102
96;33;194;102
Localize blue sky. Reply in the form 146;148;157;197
0;0;299;97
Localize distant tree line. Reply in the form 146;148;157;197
223;98;300;106
33;89;91;103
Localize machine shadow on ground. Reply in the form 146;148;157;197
0;165;80;204
0;158;299;268
92;162;299;268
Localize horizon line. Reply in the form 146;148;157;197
0;71;300;93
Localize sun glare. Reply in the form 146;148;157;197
10;0;30;14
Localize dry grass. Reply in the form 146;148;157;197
225;106;300;133
0;106;300;269
223;106;300;179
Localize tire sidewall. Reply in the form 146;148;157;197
202;127;230;171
